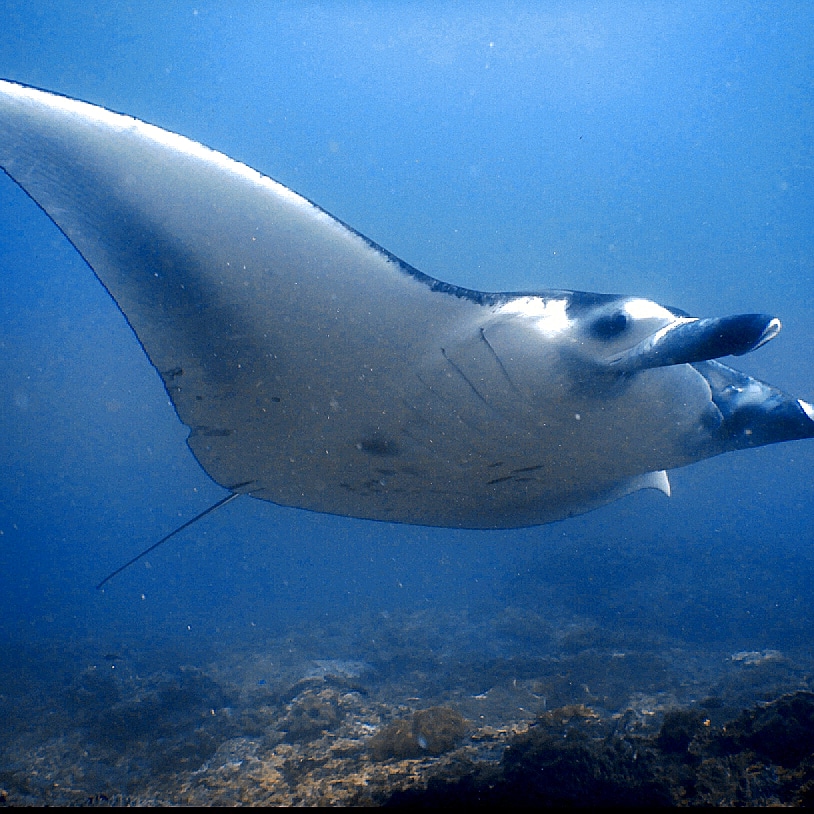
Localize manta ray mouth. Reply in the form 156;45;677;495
692;359;814;452
608;313;781;373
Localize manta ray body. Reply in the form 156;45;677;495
1;79;812;530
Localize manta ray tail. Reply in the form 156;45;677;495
95;491;242;589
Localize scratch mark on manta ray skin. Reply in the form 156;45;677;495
440;348;491;407
479;327;519;393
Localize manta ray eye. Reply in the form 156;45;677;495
591;311;629;340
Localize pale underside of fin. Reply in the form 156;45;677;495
622;470;671;499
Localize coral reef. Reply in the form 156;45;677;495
2;609;814;805
368;706;468;760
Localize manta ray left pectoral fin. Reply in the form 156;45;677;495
572;470;671;521
612;470;671;501
95;490;245;589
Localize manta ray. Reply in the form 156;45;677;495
1;80;812;543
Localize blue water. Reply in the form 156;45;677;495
1;2;814;791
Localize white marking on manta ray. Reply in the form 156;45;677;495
495;296;571;337
623;298;675;321
644;317;699;348
0;78;812;539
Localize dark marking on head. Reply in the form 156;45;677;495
359;438;400;457
564;292;690;320
163;367;183;380
591;311;630;341
565;292;624;316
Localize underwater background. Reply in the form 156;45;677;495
1;1;814;805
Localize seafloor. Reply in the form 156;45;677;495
2;601;814;806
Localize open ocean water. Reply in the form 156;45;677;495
2;2;814;805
